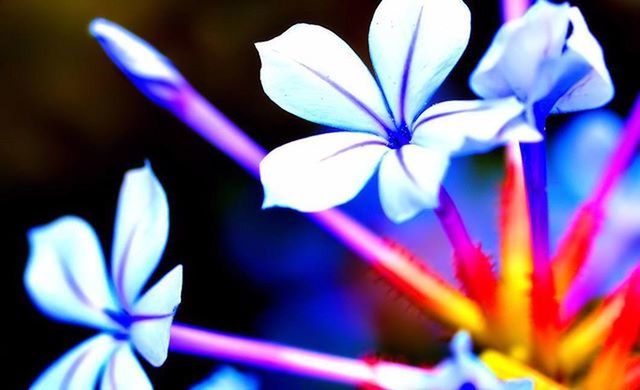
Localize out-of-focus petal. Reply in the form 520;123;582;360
130;265;183;367
111;162;169;308
100;344;153;390
260;132;389;212
31;335;118;390
25;216;119;330
256;24;393;136
551;8;614;113
369;0;470;126
378;145;449;223
89;18;187;110
412;98;541;156
190;366;259;390
470;1;570;102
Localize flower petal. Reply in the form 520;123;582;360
378;145;449;223
411;98;541;156
551;8;614;113
256;24;393;136
111;162;169;308
90;18;187;110
470;1;570;102
130;265;183;367
100;344;153;390
260;132;389;212
31;335;118;390
25;216;119;330
369;0;470;126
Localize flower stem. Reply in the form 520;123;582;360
169;87;485;335
435;187;498;318
500;0;530;22
169;323;434;388
552;96;640;300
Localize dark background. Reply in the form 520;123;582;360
2;0;638;388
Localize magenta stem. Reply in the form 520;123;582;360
169;323;432;387
434;187;479;265
501;0;530;22
591;96;640;206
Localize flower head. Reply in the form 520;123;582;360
25;163;182;389
90;18;188;110
470;0;614;117
257;0;541;223
425;332;533;390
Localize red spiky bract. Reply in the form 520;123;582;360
584;268;640;390
552;204;603;297
530;265;561;374
452;246;499;316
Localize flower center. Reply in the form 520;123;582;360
387;123;412;149
106;309;135;329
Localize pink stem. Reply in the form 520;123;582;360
590;96;640;206
501;0;530;22
435;187;498;313
169;323;433;388
172;88;484;333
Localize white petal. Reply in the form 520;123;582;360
90;18;187;110
470;1;570;102
369;0;470;126
25;216;119;330
260;132;389;212
256;24;393;136
111;162;169;308
130;265;183;367
31;335;118;390
411;98;541;156
100;344;153;390
551;8;614;113
378;145;449;223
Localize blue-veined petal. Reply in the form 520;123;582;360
470;1;570;102
111;162;169;309
378;145;449;223
31;334;119;390
25;216;120;330
260;132;389;212
369;0;470;127
551;8;614;113
100;343;153;390
90;18;187;110
130;265;183;367
256;24;394;136
411;98;541;156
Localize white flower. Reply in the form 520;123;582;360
257;0;541;223
25;163;182;389
470;0;614;116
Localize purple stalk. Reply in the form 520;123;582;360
169;323;433;388
501;0;530;22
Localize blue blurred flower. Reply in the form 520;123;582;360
25;163;182;389
550;110;640;308
191;366;258;390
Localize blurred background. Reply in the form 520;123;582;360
2;0;638;388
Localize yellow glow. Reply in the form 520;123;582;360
559;295;625;375
481;350;567;390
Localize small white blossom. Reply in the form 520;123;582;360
25;163;182;389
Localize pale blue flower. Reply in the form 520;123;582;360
25;163;182;389
190;366;258;390
470;0;614;117
257;0;541;223
90;18;188;110
426;332;532;390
